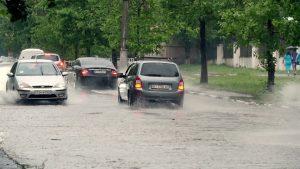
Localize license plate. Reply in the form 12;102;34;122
94;70;106;74
34;90;51;95
150;84;171;90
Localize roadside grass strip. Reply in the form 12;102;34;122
180;64;300;99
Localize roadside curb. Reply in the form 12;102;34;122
185;89;260;106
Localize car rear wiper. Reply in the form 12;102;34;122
144;74;162;77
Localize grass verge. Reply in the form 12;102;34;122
180;64;300;99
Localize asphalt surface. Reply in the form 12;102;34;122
0;63;300;169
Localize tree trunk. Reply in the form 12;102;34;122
7;48;13;58
86;46;91;57
136;0;141;60
74;42;79;59
120;0;129;71
185;46;191;64
266;19;275;92
112;49;118;68
266;49;275;91
199;19;208;84
85;29;92;57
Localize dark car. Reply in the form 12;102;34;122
72;57;118;89
118;61;184;107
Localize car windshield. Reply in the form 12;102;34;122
140;63;179;77
79;58;115;69
16;62;59;76
35;54;59;61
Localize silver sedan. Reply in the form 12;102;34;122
6;59;68;101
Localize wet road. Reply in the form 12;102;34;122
0;63;300;169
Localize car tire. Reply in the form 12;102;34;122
128;91;136;107
110;81;117;90
175;98;184;108
56;99;67;105
118;90;125;104
75;77;81;89
5;84;8;92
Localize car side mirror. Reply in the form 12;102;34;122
62;72;69;76
118;73;127;78
7;72;14;77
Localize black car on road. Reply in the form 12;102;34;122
72;57;118;89
118;60;184;107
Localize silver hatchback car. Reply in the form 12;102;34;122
118;61;184;107
6;59;68;101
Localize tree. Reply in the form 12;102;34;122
162;0;220;84
4;0;27;22
29;0;110;59
128;0;174;58
220;0;300;91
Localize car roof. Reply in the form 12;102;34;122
133;60;177;65
77;57;115;68
78;57;109;61
21;48;44;52
44;53;59;56
18;59;53;63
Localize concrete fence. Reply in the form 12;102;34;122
216;44;289;71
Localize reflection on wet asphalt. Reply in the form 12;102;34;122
0;63;300;169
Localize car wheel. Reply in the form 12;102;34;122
128;91;136;107
56;99;66;105
5;84;9;92
75;77;81;89
118;90;125;104
110;81;117;89
175;98;184;108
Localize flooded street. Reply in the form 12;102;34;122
0;63;300;169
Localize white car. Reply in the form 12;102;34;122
33;53;66;71
6;59;68;101
18;48;44;60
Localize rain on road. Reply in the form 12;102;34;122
0;63;300;169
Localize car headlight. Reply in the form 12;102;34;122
18;82;32;89
54;82;66;88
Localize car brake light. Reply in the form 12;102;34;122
135;76;143;90
178;79;184;91
81;69;89;76
59;61;64;67
111;70;118;77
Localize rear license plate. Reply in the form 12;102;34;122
94;70;106;74
150;84;171;90
33;90;52;95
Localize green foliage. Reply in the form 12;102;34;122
163;0;220;39
180;64;300;97
128;0;175;56
0;0;176;60
220;0;299;59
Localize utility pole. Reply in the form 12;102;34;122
120;0;129;72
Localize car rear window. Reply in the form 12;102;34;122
16;62;59;76
35;54;59;61
80;58;115;69
140;63;179;77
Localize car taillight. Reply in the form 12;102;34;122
134;76;143;90
178;79;184;91
111;70;118;77
59;61;64;67
81;69;89;76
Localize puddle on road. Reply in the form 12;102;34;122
229;96;257;104
279;83;300;108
